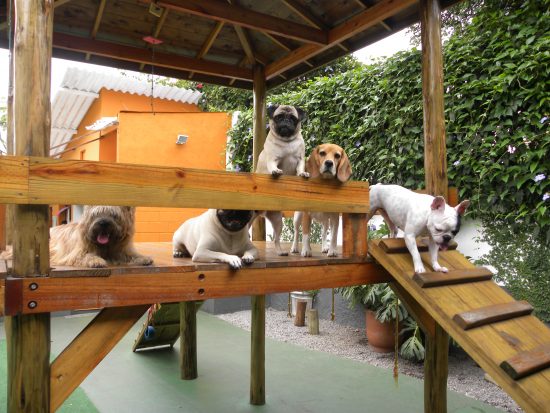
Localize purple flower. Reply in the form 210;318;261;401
234;165;241;172
453;160;460;166
355;141;361;148
534;174;546;183
507;145;516;154
541;116;548;124
543;193;550;201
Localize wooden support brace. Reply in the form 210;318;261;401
50;305;149;411
180;301;198;380
453;301;533;331
413;267;493;288
500;343;550;380
342;213;368;259
379;238;457;254
424;324;449;413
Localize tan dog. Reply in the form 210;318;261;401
290;143;352;257
255;104;308;256
1;206;153;268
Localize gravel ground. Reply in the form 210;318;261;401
217;308;522;413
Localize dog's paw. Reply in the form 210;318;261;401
433;264;448;273
86;256;108;268
133;256;153;266
414;265;426;274
227;255;243;269
241;254;255;265
326;249;338;257
299;171;310;178
321;246;329;253
173;250;186;258
301;248;312;257
290;246;300;254
271;168;283;176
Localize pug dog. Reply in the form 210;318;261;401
172;209;258;269
367;184;470;274
291;143;352;257
255;104;309;256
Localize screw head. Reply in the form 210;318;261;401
28;301;37;309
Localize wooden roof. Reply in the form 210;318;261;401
1;0;460;89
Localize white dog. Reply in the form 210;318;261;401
367;184;470;274
172;209;258;269
291;143;352;257
255;104;309;255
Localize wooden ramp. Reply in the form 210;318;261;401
368;239;550;413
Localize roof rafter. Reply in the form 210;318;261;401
85;0;107;61
266;0;415;79
143;0;328;45
139;8;170;70
189;20;225;79
53;32;253;81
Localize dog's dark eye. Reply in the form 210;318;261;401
335;153;341;159
274;114;284;121
435;227;443;232
319;151;326;157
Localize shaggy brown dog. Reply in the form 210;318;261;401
1;206;153;268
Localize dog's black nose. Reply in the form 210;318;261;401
442;235;452;243
324;160;334;168
98;219;110;227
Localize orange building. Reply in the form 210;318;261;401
52;68;231;241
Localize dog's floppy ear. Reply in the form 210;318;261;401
336;150;352;183
305;148;321;179
295;107;307;123
267;105;279;119
455;200;470;216
430;196;446;212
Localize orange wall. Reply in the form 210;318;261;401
117;111;231;242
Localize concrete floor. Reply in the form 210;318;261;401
1;311;504;413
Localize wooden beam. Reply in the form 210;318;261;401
352;0;393;31
180;302;198;379
266;0;415;79
342;213;368;259
147;0;328;45
53;32;253;81
85;0;107;61
421;0;447;199
139;7;170;70
424;324;449;413
250;295;265;405
234;25;256;64
50;305;148;411
0;156;370;213
7;1;53;412
4;263;391;315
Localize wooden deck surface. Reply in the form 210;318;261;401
369;239;550;413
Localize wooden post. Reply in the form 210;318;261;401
294;300;307;326
6;1;53;412
4;1;14;247
421;1;449;412
250;294;265;405
180;301;198;380
250;64;266;406
421;0;448;201
342;213;368;259
308;309;319;335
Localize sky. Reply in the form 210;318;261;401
0;28;413;103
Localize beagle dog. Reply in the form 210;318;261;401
290;143;352;257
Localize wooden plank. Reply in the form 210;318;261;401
453;301;534;331
368;240;550;412
148;0;327;45
500;344;550;380
421;0;448;199
133;303;181;351
379;237;457;254
7;262;391;315
265;0;415;79
53;32;253;81
0;156;372;213
7;1;53;412
342;213;368;259
0;204;5;250
0;156;28;204
413;267;493;288
50;305;149;411
180;301;198;380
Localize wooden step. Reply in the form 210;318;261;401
413;267;493;288
453;301;533;330
500;343;550;380
379;238;457;254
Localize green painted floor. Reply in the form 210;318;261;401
1;311;504;413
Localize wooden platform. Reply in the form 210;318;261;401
0;242;390;316
368;239;550;413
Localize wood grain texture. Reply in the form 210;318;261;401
453;301;533;331
0;156;28;204
413;267;493;288
342;213;368;258
500;344;550;380
0;156;370;213
50;305;149;411
368;239;550;412
180;301;198;380
421;0;448;199
250;295;265;405
252;65;267;241
379;237;457;254
424;324;449;413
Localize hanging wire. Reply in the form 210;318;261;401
150;46;156;115
393;295;400;386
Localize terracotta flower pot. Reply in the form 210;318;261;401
366;309;399;353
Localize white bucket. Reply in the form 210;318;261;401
290;291;313;316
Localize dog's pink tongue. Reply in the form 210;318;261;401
97;234;110;245
439;244;449;251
